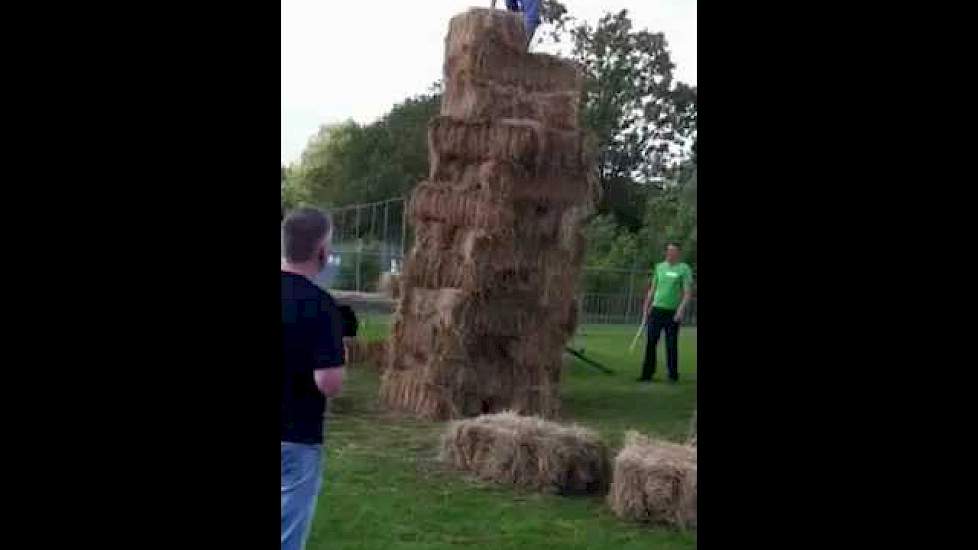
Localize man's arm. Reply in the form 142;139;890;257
674;288;692;323
674;268;694;322
641;283;655;317
312;297;347;397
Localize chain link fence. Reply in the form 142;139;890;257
324;198;408;293
287;197;695;326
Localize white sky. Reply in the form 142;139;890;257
282;0;697;164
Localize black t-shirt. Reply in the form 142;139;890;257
281;272;345;444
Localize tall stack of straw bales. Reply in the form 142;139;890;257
380;8;597;420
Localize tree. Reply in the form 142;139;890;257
537;3;697;230
572;10;696;229
285;121;367;207
361;92;441;200
283;91;441;210
639;159;697;272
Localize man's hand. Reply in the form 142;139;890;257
314;367;346;398
675;288;692;324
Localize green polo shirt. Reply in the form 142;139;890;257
651;261;693;310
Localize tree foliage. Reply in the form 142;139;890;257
282;91;440;210
639;161;697;271
571;9;696;229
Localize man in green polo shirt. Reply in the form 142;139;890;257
639;242;694;383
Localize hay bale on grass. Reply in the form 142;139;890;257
378;272;401;300
364;340;388;370
440;411;609;495
344;338;388;371
343;337;360;364
608;431;697;528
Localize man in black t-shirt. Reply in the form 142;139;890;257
281;207;346;550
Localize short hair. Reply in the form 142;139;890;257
282;207;332;263
666;241;682;250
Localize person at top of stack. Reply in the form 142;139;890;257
491;0;541;47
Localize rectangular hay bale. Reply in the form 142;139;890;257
440;411;609;494
608;431;697;529
344;338;389;371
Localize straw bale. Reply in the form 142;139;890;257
440;411;609;494
608;431;697;529
403;227;581;294
447;52;580;94
443;10;580;90
444;8;527;60
378;272;401;300
427;152;589;209
428;116;544;172
442;77;581;130
343;336;359;363
384;292;566;419
428;117;588;180
344;338;389;371
408;183;516;230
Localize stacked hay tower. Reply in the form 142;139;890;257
380;8;596;420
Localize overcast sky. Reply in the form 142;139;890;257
282;0;697;164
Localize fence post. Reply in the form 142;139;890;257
370;200;378;242
383;200;390;270
355;238;362;292
400;198;408;257
626;270;634;324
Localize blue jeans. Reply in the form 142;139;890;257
505;0;541;43
281;442;324;550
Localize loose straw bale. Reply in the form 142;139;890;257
344;338;389;371
608;431;697;529
378;272;401;300
440;411;609;495
428;116;543;171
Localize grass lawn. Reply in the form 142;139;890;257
306;317;697;549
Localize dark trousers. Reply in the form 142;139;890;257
641;307;680;381
505;0;541;43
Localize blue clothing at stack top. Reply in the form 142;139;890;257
505;0;541;43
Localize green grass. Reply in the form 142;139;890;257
306;318;697;549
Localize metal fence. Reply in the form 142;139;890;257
579;290;697;326
322;198;408;293
577;266;697;326
295;197;696;326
